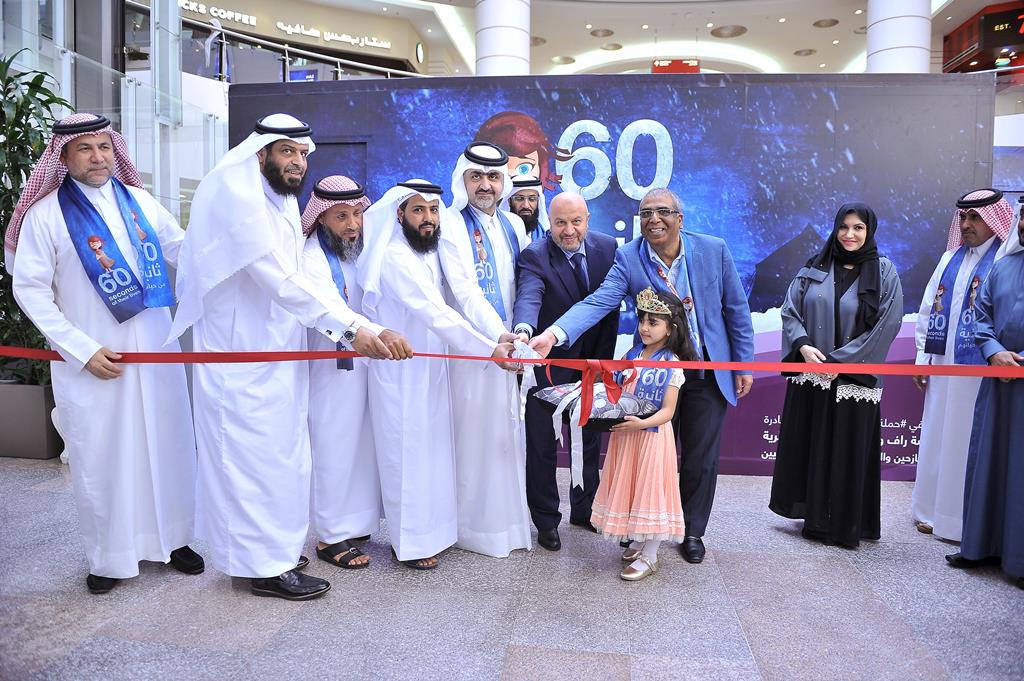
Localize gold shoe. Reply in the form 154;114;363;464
915;521;933;535
621;547;642;562
620;554;658;581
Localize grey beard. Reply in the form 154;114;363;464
321;228;363;262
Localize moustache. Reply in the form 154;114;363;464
475;189;495;195
418;222;437;229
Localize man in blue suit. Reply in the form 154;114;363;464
530;188;755;563
512;192;619;551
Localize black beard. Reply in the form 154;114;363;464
262;157;305;196
401;218;440;254
519;210;540;234
321;227;363;262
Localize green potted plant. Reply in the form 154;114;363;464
0;50;72;459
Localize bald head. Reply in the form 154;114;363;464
549;192;589;252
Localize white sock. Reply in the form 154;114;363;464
628;540;642;551
642;540;661;561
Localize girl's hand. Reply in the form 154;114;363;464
611;416;645;432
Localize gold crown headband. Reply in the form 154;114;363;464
636;287;671;315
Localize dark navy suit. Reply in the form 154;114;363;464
512;231;619;532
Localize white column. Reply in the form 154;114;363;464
866;0;931;73
475;0;530;76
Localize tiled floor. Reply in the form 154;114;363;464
1;457;1021;681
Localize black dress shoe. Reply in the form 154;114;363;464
1017;577;1024;591
945;552;1001;569
569;518;598;533
680;536;705;564
295;555;309;570
169;546;205;575
86;574;118;594
250;570;330;601
537;527;561;551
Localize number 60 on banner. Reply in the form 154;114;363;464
555;119;674;201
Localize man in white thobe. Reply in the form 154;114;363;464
7;113;203;594
301;175;410;569
441;142;533;557
359;180;515;569
912;188;1013;541
501;175;550;244
168;114;404;600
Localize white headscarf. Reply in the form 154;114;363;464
500;175;549;235
999;201;1024;257
168;113;315;340
357;180;446;321
448;142;514;213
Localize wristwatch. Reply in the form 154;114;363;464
343;321;361;343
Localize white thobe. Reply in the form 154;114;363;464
302;237;383;543
366;237;496;561
912;235;1000;542
440;205;532;557
12;181;196;579
190;179;365;578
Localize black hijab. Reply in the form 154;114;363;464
805;202;882;337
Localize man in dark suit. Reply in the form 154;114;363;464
512;192;619;551
529;187;755;564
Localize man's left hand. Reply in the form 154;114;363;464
735;374;754;399
989;350;1023;382
379;329;414;360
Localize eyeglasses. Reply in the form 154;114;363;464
638;208;680;220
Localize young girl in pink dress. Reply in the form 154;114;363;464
591;287;698;581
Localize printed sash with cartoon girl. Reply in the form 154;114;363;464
58;175;173;323
924;243;998;364
620;343;675;432
461;206;521;319
639;234;701;354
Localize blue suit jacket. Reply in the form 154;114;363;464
513;231;619;386
553;230;755;405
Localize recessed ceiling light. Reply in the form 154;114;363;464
706;22;714;28
854;9;863;15
1018;100;1022;103
641;24;649;30
794;48;817;56
946;16;952;21
601;43;622;51
426;28;431;33
813;19;839;28
710;25;747;38
969;60;978;66
590;28;614;37
778;17;787;23
455;68;460;73
530;36;546;47
585;23;593;30
854;26;867;35
832;39;840;45
551;55;576;64
382;6;387;11
819;63;827;68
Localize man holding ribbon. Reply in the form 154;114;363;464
529;187;755;564
301;175;411;571
911;189;1013;541
440;142;532;557
168;114;398;601
6;113;203;594
358;179;516;569
946;208;1024;590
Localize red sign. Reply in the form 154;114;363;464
651;58;700;73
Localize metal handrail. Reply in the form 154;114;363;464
124;0;424;79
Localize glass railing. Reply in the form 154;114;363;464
3;19;229;226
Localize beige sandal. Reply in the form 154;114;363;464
915;521;933;535
620;554;658;581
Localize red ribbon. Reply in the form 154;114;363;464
3;345;1022;428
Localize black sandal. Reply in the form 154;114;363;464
316;540;369;569
391;547;438;570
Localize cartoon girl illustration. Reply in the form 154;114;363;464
131;210;147;241
474;111;573;191
88;235;116;272
473;229;488;262
967;276;981;310
932;284;945;313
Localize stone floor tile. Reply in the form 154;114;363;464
500;645;631;681
628;654;763;681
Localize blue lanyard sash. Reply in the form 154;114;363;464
924;243;998;364
461;206;521;319
57;176;174;323
639;235;702;353
316;226;354;371
620;343;674;432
